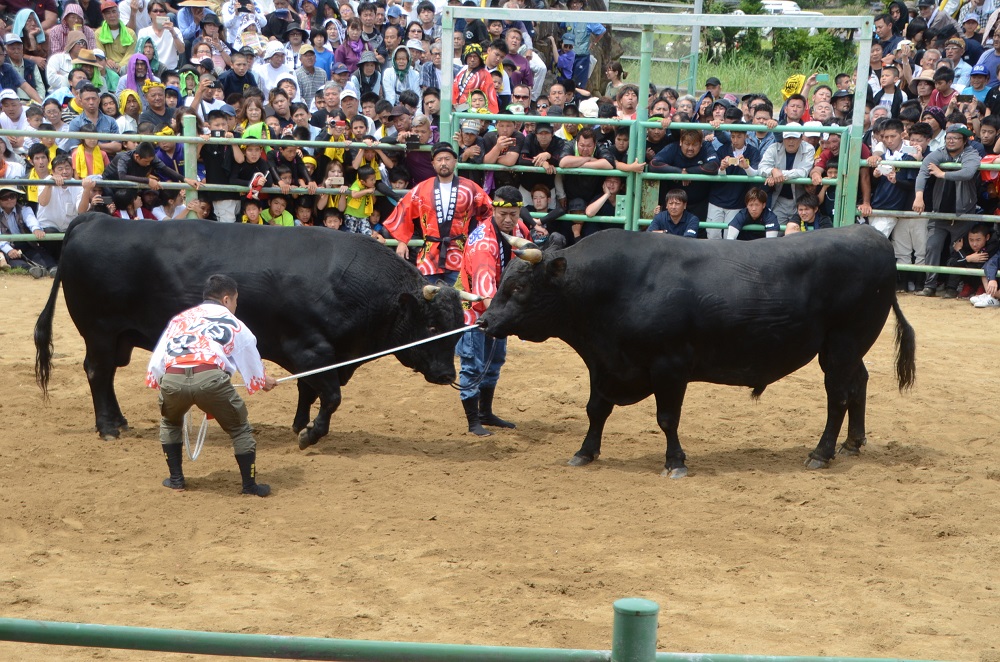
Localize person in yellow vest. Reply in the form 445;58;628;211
342;165;385;242
25;143;51;206
71;123;110;178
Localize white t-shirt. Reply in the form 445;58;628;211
135;26;184;70
36;181;83;232
119;0;152;32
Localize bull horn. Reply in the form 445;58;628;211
502;232;534;249
458;290;483;302
514;248;543;264
422;285;440;301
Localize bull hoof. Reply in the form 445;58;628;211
297;425;317;451
567;454;597;467
838;438;866;456
660;467;688;479
101;433;118;442
805;457;830;470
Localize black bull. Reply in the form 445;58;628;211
34;214;465;446
480;225;917;477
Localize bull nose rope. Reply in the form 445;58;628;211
181;324;482;460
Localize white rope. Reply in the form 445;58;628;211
274;324;480;383
182;411;209;461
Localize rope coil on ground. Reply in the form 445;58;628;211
182;412;209;461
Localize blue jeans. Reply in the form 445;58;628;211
456;328;506;400
427;270;458;286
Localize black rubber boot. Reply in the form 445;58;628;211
479;386;516;429
462;397;491;436
161;443;185;490
235;452;270;497
896;271;907;293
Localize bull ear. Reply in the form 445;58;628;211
398;292;421;317
545;257;567;281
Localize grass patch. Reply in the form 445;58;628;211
623;51;855;101
0;267;30;276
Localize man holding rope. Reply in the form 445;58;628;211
145;274;278;497
455;185;530;436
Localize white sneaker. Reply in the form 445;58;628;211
970;294;988;305
974;295;1000;308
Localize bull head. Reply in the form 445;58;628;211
424;284;483;302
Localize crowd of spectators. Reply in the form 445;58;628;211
3;0;1000;303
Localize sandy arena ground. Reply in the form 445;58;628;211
1;273;999;662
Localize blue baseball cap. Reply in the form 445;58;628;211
331;62;349;74
971;64;989;77
386;4;402;16
219;104;236;116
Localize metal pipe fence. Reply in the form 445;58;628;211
0;599;938;662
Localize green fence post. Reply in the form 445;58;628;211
836;16;873;228
611;598;658;662
687;0;703;94
440;8;455;149
630;26;655;232
182;113;198;219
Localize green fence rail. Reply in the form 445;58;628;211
0;599;938;662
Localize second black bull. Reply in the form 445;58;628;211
481;225;916;477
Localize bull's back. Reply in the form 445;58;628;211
58;216;397;348
568;226;896;387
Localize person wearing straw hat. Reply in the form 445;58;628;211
0;185;57;278
146;274;278;496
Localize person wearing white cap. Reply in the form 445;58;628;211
252;39;292;98
756;121;816;226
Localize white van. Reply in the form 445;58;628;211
762;0;803;14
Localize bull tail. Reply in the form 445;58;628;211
892;297;916;392
34;268;62;400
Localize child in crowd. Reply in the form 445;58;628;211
648;189;699;237
726;187;780;239
342;165;385;241
26;143;51;210
241;199;264;224
72;124;109;179
261;194;294;226
945;223;998;300
294;199;315;226
818;161;837;219
322;207;345;230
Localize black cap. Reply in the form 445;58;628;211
198;57;215;71
200;12;221;25
566;197;587;212
431;141;458;158
832;89;852;99
534;122;553;133
705;76;721;86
